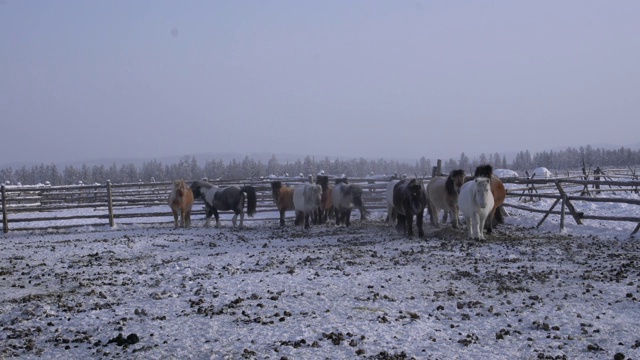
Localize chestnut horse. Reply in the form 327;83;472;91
168;179;194;228
473;165;507;233
388;178;427;237
426;169;466;229
271;181;296;226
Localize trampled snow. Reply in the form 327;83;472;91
1;189;640;359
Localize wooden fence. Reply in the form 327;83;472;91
499;177;640;236
0;177;394;233
2;175;640;237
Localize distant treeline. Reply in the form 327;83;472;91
1;145;639;186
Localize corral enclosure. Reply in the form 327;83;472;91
2;169;640;236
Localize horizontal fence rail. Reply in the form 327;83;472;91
2;174;640;236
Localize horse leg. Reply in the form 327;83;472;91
416;211;425;237
279;209;286;227
345;209;352;227
180;208;186;228
204;206;214;227
464;216;473;239
396;213;406;234
213;209;221;227
185;210;191;228
294;211;302;226
478;216;487;241
451;206;460;229
304;212;310;229
427;203;438;227
239;211;245;228
405;213;414;237
172;209;179;229
471;213;481;240
485;209;495;234
231;213;238;227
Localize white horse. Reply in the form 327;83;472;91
385;180;400;225
293;184;323;229
458;177;494;240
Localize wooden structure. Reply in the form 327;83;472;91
2;173;640;237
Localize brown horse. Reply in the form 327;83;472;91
314;175;332;224
473;165;507;233
271;181;296;226
168;179;194;228
426;169;466;229
314;176;348;224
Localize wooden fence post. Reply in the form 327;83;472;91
555;182;583;225
559;193;566;231
2;185;7;233
107;181;114;227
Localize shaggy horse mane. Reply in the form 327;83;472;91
445;169;466;196
474;165;493;179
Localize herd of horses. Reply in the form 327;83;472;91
167;165;507;240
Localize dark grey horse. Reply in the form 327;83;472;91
331;182;367;227
390;178;427;237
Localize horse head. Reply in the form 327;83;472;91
474;164;493;179
316;175;329;191
407;178;426;213
190;180;211;199
446;169;466;195
473;178;492;208
270;181;283;204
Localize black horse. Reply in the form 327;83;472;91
391;178;427;237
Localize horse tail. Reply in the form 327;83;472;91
241;186;257;217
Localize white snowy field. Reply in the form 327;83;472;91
1;192;640;360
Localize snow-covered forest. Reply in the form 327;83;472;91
1;145;639;186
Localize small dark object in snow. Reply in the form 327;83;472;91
614;353;625;360
107;333;139;347
586;343;603;351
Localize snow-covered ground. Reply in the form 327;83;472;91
1;190;640;359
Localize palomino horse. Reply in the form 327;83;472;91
388;178;427;237
331;182;366;227
293;183;323;229
473;165;507;233
426;169;466;229
168;179;194;228
190;180;257;228
271;181;296;226
458;176;494;240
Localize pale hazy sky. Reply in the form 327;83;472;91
1;1;639;166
